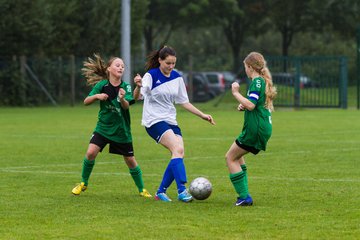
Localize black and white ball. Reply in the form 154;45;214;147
189;177;212;200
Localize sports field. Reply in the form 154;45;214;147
1;101;359;239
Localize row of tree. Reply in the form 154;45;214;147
0;0;360;106
1;0;359;78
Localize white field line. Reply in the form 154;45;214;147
1;154;359;183
1;145;357;171
3;129;360;140
1;169;360;183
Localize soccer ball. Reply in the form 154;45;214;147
189;177;212;200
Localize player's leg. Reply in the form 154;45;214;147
72;132;105;195
72;143;100;195
123;155;152;198
225;141;252;206
159;131;192;202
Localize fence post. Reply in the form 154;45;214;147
19;56;26;105
70;55;75;107
357;26;360;109
58;56;63;102
188;54;193;102
294;57;301;108
339;57;348;109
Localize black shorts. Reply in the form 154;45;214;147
235;139;260;155
90;132;134;156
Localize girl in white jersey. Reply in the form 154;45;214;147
134;46;215;202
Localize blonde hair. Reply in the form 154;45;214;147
244;52;277;111
82;53;119;86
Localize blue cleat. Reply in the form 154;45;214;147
155;192;172;202
178;189;193;203
235;195;253;206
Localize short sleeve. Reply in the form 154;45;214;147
175;77;189;104
247;77;263;104
88;81;103;96
123;83;135;105
140;72;152;97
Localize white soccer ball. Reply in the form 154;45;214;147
189;177;212;200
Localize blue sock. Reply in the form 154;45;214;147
157;162;174;194
170;158;187;194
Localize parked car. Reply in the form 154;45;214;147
221;71;240;88
182;72;211;102
200;71;226;97
272;72;314;88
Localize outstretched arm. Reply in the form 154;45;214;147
180;102;216;125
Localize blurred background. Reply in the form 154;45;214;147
0;0;359;107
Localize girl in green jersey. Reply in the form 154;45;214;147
225;52;277;206
71;54;152;198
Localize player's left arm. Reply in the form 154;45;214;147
231;82;256;111
180;102;215;125
119;83;136;109
117;88;129;109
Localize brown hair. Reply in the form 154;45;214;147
145;45;176;71
82;53;119;86
244;52;277;111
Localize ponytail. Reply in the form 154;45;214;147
244;52;277;111
82;53;119;86
145;45;176;71
261;67;277;112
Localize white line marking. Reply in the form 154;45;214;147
1;169;359;183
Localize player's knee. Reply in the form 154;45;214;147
173;145;184;158
86;151;97;160
225;152;230;161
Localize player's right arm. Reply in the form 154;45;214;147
133;74;142;100
84;93;108;105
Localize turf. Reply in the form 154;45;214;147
0;102;359;239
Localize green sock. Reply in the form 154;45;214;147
129;165;144;192
230;171;248;199
241;164;249;193
81;158;95;186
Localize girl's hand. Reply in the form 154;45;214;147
237;103;245;111
231;82;240;94
97;93;108;101
134;74;142;87
118;88;125;100
203;114;216;125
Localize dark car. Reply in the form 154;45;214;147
272;72;314;88
221;71;240;89
182;72;211;102
200;71;226;97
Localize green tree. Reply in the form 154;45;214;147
267;0;311;58
143;0;210;53
0;0;52;56
44;1;82;56
208;0;267;72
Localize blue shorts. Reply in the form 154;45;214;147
145;121;182;143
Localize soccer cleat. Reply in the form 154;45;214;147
235;195;253;206
154;192;172;202
178;189;193;203
139;189;152;198
72;182;87;195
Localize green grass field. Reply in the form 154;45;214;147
1;101;360;239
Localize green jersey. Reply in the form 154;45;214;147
237;77;272;151
88;80;135;143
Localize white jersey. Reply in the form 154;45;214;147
140;68;189;127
